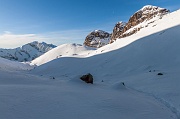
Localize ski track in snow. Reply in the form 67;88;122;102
128;87;180;119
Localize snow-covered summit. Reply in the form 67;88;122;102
0;41;56;62
139;5;168;13
135;5;169;20
84;30;111;48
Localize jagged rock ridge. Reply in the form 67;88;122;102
84;30;111;48
110;5;169;43
0;41;56;62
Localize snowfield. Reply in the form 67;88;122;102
0;9;180;119
0;67;177;119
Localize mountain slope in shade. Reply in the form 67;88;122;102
0;57;32;71
0;41;56;62
0;70;176;119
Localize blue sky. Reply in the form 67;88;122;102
0;0;180;48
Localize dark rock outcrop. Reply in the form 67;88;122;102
110;5;169;43
80;73;93;84
157;73;163;75
110;22;126;43
84;30;111;48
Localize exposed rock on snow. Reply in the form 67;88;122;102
0;41;56;62
80;73;93;84
84;30;111;48
157;73;163;75
110;5;169;43
111;22;126;42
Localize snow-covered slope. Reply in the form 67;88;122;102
31;9;180;118
0;68;176;119
0;57;32;71
33;17;180;77
0;41;56;62
31;43;96;66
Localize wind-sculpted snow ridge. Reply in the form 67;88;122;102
0;41;56;62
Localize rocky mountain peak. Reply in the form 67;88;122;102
110;5;169;43
84;30;111;48
128;5;169;27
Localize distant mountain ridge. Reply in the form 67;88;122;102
0;41;56;62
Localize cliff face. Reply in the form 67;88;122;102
84;30;111;48
110;5;169;43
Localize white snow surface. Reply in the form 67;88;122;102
140;5;165;11
0;57;32;71
137;5;169;16
0;9;180;119
31;43;96;66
